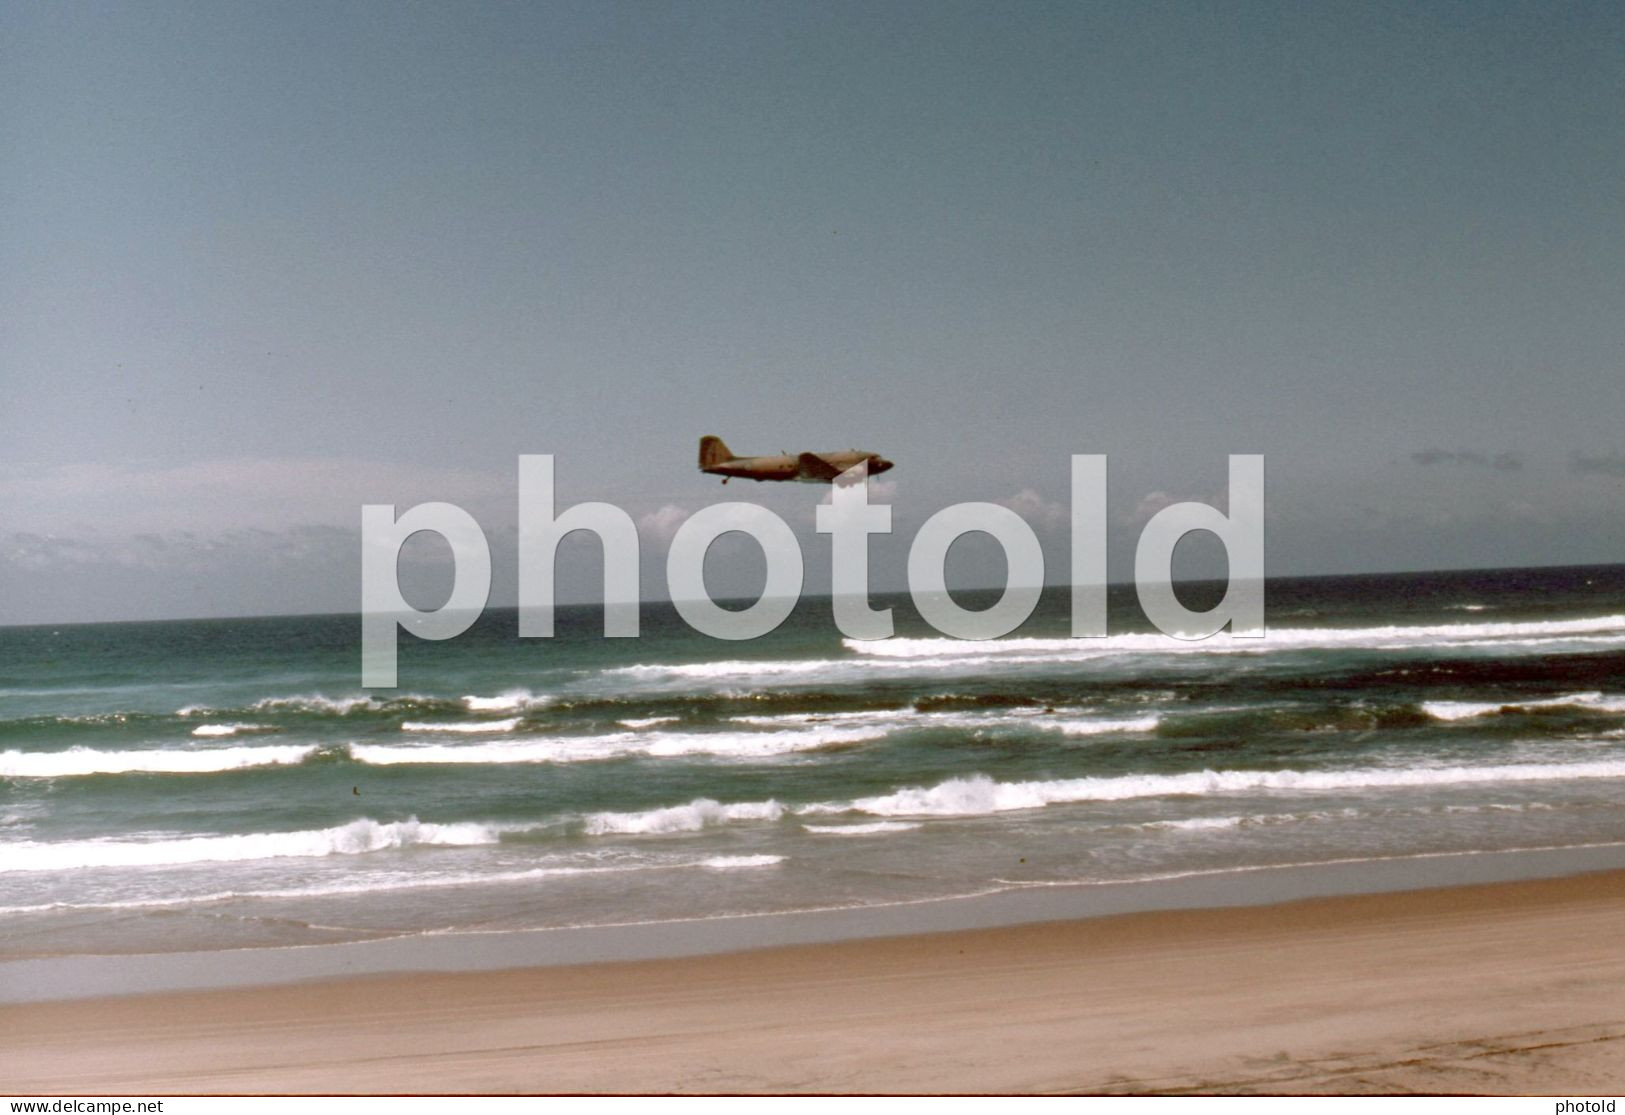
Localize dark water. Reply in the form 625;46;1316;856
3;565;1624;958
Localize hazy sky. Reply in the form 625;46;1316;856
2;0;1622;624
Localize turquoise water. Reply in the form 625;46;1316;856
3;565;1625;957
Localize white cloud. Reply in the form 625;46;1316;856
815;477;897;506
637;504;691;543
861;477;898;503
999;488;1067;530
1126;490;1180;526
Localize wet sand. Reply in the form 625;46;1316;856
6;870;1625;1094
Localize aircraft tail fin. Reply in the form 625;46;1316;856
699;435;733;470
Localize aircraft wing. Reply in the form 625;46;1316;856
796;452;845;482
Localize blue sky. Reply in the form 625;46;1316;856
2;0;1622;623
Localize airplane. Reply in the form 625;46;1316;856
698;436;894;484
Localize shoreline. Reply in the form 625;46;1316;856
6;864;1625;1093
8;838;1625;1005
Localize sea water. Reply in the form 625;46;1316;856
3;565;1624;960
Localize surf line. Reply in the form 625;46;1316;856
359;454;1263;687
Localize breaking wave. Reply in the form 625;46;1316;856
461;690;550;712
724;708;1157;738
400;718;523;734
824;762;1625;817
542;755;1625;837
189;723;278;738
801;821;922;836
1043;715;1162;736
0;744;319;778
582;798;786;835
352;725;886;766
176;694;459;719
0;816;521;872
589;615;1625;696
846;614;1625;659
1422;692;1625;721
246;695;384;715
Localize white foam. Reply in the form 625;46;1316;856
729;709;972;734
353;725;885;767
1139;809;1360;832
0;864;627;911
847;614;1625;659
827;775;1065;817
569;745;1625;840
582;798;786;835
461;690;549;713
354;735;635;766
641;727;885;759
1131;809;1345;832
248;694;382;715
0;853;791;913
1440;801;1559;816
726;708;1155;739
555;751;1625;839
400;718;522;734
589;615;1625;695
618;716;680;729
699;854;785;869
189;723;277;738
1423;692;1625;721
0;745;318;778
606;659;839;681
1040;715;1161;736
1424;701;1504;721
905;709;1158;737
0;816;518;872
1144;816;1247;831
801;821;922;836
820;760;1625;818
608;654;1064;686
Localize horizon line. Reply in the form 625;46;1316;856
4;559;1621;632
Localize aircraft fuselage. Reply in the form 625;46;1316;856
698;437;894;484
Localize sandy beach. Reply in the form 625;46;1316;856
5;869;1625;1095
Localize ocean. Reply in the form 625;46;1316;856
3;564;1625;963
